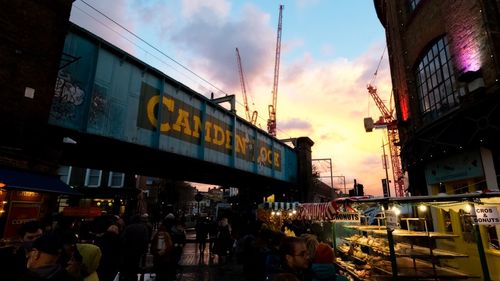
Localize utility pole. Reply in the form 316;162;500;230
312;158;334;189
332;176;347;195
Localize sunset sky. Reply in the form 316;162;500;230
70;0;395;196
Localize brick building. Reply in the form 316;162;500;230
0;0;77;239
375;0;500;196
374;0;500;278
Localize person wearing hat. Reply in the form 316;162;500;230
311;243;347;281
16;233;82;281
3;221;44;280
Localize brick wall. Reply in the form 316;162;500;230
0;0;73;172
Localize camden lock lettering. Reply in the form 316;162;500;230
137;82;281;170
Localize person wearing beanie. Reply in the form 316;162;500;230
311;243;337;281
16;233;81;281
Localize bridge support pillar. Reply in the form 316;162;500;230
296;137;314;202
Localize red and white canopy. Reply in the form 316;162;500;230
298;196;371;221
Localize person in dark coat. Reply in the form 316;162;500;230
16;233;81;281
2;220;43;281
195;217;208;255
169;220;186;276
119;215;150;281
150;222;173;281
213;217;233;265
94;224;121;281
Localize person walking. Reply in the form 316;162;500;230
150;221;173;281
213;217;233;266
169;220;186;279
94;224;121;281
195;217;208;255
119;215;150;281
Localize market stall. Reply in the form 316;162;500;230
332;192;500;281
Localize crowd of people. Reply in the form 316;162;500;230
1;211;349;281
0;212;189;281
232;218;348;281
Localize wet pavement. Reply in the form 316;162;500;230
121;229;245;281
176;230;245;281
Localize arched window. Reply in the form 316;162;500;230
415;36;465;122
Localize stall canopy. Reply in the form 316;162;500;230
298;197;372;221
0;167;80;195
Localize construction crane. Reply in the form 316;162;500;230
365;84;405;197
364;47;405;197
267;4;283;137
235;48;258;124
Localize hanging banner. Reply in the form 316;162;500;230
385;210;399;230
363;207;381;225
473;206;500;225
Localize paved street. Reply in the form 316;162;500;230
176;229;245;281
114;229;246;281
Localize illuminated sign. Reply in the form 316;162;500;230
11;191;42;202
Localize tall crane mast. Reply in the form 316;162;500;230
235;48;257;124
267;4;283;137
366;84;406;197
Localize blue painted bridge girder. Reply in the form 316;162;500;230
49;24;298;189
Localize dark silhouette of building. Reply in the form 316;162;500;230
375;0;500;196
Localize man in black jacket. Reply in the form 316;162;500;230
16;233;81;281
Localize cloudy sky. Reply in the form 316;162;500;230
70;0;394;196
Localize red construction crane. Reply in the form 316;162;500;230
267;4;283;137
365;84;406;197
235;48;257;124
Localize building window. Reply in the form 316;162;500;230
58;166;72;184
415;36;466;123
442;210;453;232
409;0;421;11
85;169;102;187
108;172;124;188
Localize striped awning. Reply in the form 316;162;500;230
298;202;335;220
259;202;300;211
298;197;368;221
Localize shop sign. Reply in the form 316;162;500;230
473;206;500;225
330;212;360;222
385;210;398;230
62;207;102;217
11;191;42;202
4;203;40;238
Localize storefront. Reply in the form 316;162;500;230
331;192;500;280
260;193;500;280
0;167;80;241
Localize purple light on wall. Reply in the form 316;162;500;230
452;31;481;74
456;46;481;73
